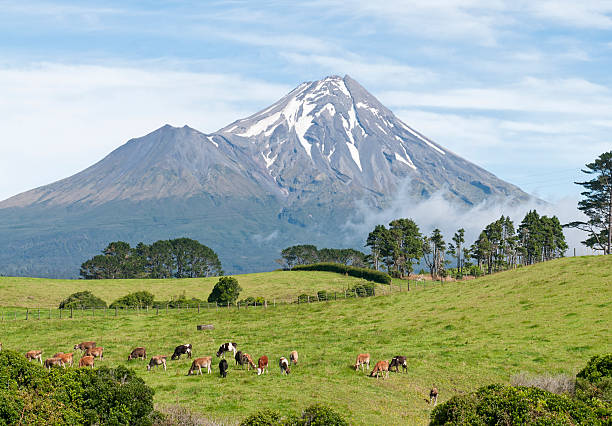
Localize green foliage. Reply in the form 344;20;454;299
240;405;347;426
291;262;391;284
279;245;366;269
365;219;423;277
430;384;605;425
207;276;242;305
576;353;612;383
238;296;265;306
110;291;155;308
80;238;223;279
59;291;107;309
0;350;155;425
575;353;612;406
152;294;206;308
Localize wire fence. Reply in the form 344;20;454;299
0;279;447;321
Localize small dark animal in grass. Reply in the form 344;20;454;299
128;347;147;361
389;356;407;373
74;341;96;352
279;357;291;375
429;387;438;406
219;359;228;378
216;342;237;358
171;344;192;360
257;355;269;375
44;357;63;369
290;350;298;365
354;353;370;371
85;346;104;359
370;360;389;379
188;357;212;375
25;350;43;364
147;355;167;371
54;352;74;367
235;350;245;367
79;356;95;368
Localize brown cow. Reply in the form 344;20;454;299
257;355;269;375
354;353;370;371
242;353;257;371
53;352;74;367
85;347;104;359
74;341;96;352
128;347;147;361
79;355;95;368
44;357;63;370
370;360;389;379
147;355;167;371
25;350;43;364
290;350;299;365
188;357;212;375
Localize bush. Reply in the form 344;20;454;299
430;384;605;425
240;404;347;426
152;294;206;308
576;353;612;383
208;276;242;305
110;291;155;308
59;291;107;309
291;263;391;284
241;408;283;425
0;350;156;425
300;404;348;425
575;353;612;412
238;296;266;306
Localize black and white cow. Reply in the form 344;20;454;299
171;344;192;360
219;359;228;378
389;355;407;373
279;357;290;375
216;342;237;358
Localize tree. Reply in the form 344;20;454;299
365;225;388;271
388;218;423;277
208;276;242;305
279;244;319;268
567;151;612;254
448;228;465;277
423;229;446;280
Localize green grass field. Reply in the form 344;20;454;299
0;270;379;308
1;256;611;425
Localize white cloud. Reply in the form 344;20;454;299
0;62;290;201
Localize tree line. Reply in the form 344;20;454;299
80;238;223;279
365;210;567;279
277;245;367;269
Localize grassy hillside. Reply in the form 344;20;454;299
0;256;610;425
0;271;378;308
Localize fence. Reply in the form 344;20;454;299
0;279;447;321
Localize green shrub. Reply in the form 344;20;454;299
300;404;348;425
240;408;283;425
110;291;155;308
0;350;155;425
576;353;612;383
238;296;265;306
291;263;391;284
59;291;107;309
430;384;605;425
575;353;612;413
208;276;242;305
152;294;205;308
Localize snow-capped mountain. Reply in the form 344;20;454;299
0;75;530;277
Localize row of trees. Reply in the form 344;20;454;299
80;238;223;279
277;245;366;269
365;210;567;279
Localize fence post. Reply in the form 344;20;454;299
14;311;17;320
198;303;200;314
227;302;230;309
49;308;51;319
115;307;117;317
344;290;347;298
216;302;218;311
70;307;73;319
38;308;40;320
92;306;95;317
59;309;62;319
307;296;310;303
26;309;29;320
274;299;276;307
166;304;168;315
156;306;159;315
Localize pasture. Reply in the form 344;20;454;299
0;256;611;425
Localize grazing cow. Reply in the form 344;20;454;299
354;353;370;371
257;355;269;376
147;355;167;371
85;347;104;359
79;355;95;368
219;359;228;378
74;341;96;352
279;357;290;375
26;350;43;364
216;342;237;358
188;357;212;375
128;347;147;361
430;387;438;406
242;353;257;371
370;360;389;379
171;344;192;360
44;357;63;370
389;356;407;373
290;350;298;365
235;350;244;367
53;352;74;367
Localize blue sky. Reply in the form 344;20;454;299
1;0;611;203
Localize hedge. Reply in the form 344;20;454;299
291;263;391;284
59;291;107;309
